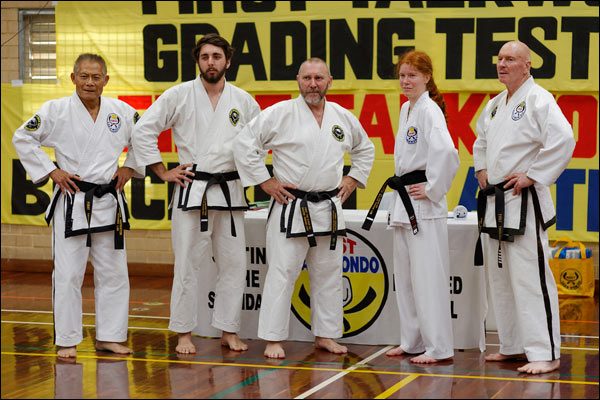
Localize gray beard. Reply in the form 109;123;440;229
302;92;325;105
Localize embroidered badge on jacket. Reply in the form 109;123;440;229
511;101;526;121
229;108;240;126
406;126;418;144
331;125;345;141
107;113;122;133
25;114;41;131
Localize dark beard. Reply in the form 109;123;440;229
201;67;226;83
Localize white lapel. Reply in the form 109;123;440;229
295;96;332;187
69;93;105;175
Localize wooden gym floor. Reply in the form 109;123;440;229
1;271;598;399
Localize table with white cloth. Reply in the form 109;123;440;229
194;209;487;351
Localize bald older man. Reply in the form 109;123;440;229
473;41;575;374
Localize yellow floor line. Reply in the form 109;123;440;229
1;351;597;386
375;373;420;398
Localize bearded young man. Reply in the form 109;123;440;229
132;33;260;354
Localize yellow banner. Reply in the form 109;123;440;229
1;1;598;242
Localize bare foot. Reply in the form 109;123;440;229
221;332;248;351
175;332;196;354
410;354;452;364
517;360;560;374
485;352;527;362
95;341;133;354
314;337;348;355
264;341;286;359
57;346;77;358
386;346;406;357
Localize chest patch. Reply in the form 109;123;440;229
511;101;526;121
491;106;498;120
25;114;41;131
107;113;122;133
331;124;345;141
229;108;240;126
406;126;418;144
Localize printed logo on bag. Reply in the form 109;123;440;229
406;126;418;144
291;229;389;338
229;108;240;126
331;125;345;141
25;114;41;131
491;106;498;120
107;113;121;133
560;268;582;290
511;101;526;121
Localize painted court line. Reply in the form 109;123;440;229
1;309;170;320
3;310;598;341
1;351;597;387
2;320;169;331
2;319;598;352
375;373;420;399
484;343;598;352
294;345;393;399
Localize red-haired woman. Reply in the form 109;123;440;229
377;50;459;363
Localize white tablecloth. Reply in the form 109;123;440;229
194;209;487;351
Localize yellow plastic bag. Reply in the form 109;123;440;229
549;238;595;298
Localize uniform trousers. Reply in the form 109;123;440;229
52;198;130;347
392;218;454;359
483;196;561;361
169;206;246;333
258;209;343;341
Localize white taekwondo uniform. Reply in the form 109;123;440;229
473;76;574;361
132;76;260;334
233;96;375;341
12;93;142;347
387;92;459;359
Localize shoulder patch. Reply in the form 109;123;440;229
25;114;41;131
229;108;240;126
331;125;345;141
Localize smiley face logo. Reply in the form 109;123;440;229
291;229;389;337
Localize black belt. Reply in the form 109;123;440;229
184;165;241;237
46;178;127;249
474;181;527;268
362;170;427;234
281;188;340;250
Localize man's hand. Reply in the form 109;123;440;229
408;183;428;200
112;167;135;191
475;169;488;189
150;162;194;187
337;176;359;204
260;177;296;204
49;168;81;194
504;172;535;195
